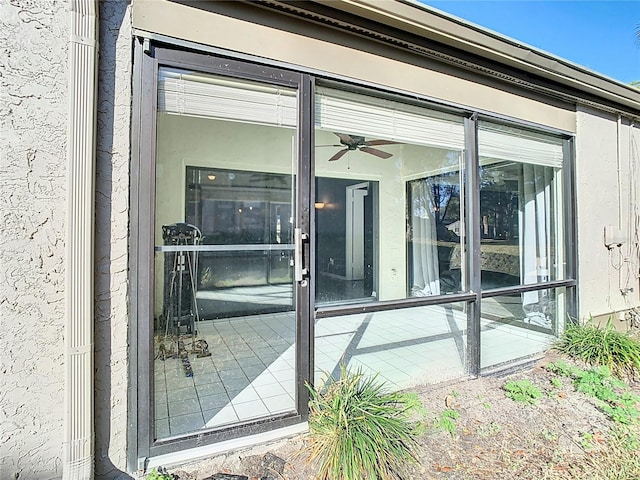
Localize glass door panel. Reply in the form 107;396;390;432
481;287;566;370
478;121;565;292
313;86;468;389
153;69;298;440
315;303;469;389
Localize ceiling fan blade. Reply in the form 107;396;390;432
363;139;401;146
334;132;355;145
328;148;349;162
359;146;393;159
316;144;343;147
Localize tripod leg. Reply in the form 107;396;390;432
186;251;199;341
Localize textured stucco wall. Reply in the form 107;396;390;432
95;1;132;478
0;1;68;478
575;106;640;322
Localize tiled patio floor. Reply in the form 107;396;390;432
154;303;556;440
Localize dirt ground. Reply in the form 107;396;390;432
166;351;640;480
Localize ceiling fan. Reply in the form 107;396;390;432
321;133;400;162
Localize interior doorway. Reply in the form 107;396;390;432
346;182;369;281
315;177;376;304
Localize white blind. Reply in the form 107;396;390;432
315;87;465;150
158;67;297;127
479;123;564;168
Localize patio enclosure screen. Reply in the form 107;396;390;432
138;54;572;457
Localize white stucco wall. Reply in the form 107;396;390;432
1;1;133;478
1;1;68;478
95;1;132;478
575;106;640;322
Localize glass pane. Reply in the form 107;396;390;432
478;122;565;290
314;88;465;305
408;171;465;295
315;303;469;390
481;287;566;370
153;69;297;440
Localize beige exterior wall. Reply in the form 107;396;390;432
1;1;132;478
575;106;640;324
94;1;132;477
132;0;575;133
1;1;69;478
3;0;637;477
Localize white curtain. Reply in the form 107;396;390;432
520;164;554;327
410;179;441;296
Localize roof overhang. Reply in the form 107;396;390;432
259;0;640;116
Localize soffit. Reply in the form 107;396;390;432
262;0;640;116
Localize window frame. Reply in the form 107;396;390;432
130;42;314;464
129;39;577;469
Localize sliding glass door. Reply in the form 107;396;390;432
149;64;307;445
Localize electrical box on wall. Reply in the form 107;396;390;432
604;225;625;249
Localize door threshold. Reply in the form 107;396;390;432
146;422;308;472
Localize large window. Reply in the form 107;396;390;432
478;122;565;323
314;87;466;305
478;121;567;369
313;87;470;387
135;48;575;460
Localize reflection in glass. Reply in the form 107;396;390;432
481;288;565;369
153;68;297;440
478;122;565;293
185;167;294;303
407;169;464;296
314;87;465;305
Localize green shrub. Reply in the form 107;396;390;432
547;361;640;425
305;364;422;480
502;379;543;405
555;318;640;378
434;408;459;437
146;468;174;480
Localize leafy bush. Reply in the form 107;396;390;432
555;318;640;378
434;408;459;437
547;361;640;425
502;379;543;405
305;364;422;480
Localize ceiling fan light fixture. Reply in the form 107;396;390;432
326;132;399;162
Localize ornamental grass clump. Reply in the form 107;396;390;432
305;364;423;480
555;318;640;378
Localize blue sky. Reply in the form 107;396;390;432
421;1;640;84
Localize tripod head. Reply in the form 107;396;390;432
162;222;203;245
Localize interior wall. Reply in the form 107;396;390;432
575;106;640;323
156;115;459;304
131;0;575;134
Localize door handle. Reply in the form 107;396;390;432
294;227;309;282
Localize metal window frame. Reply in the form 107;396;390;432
129;37;578;468
129;43;313;464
